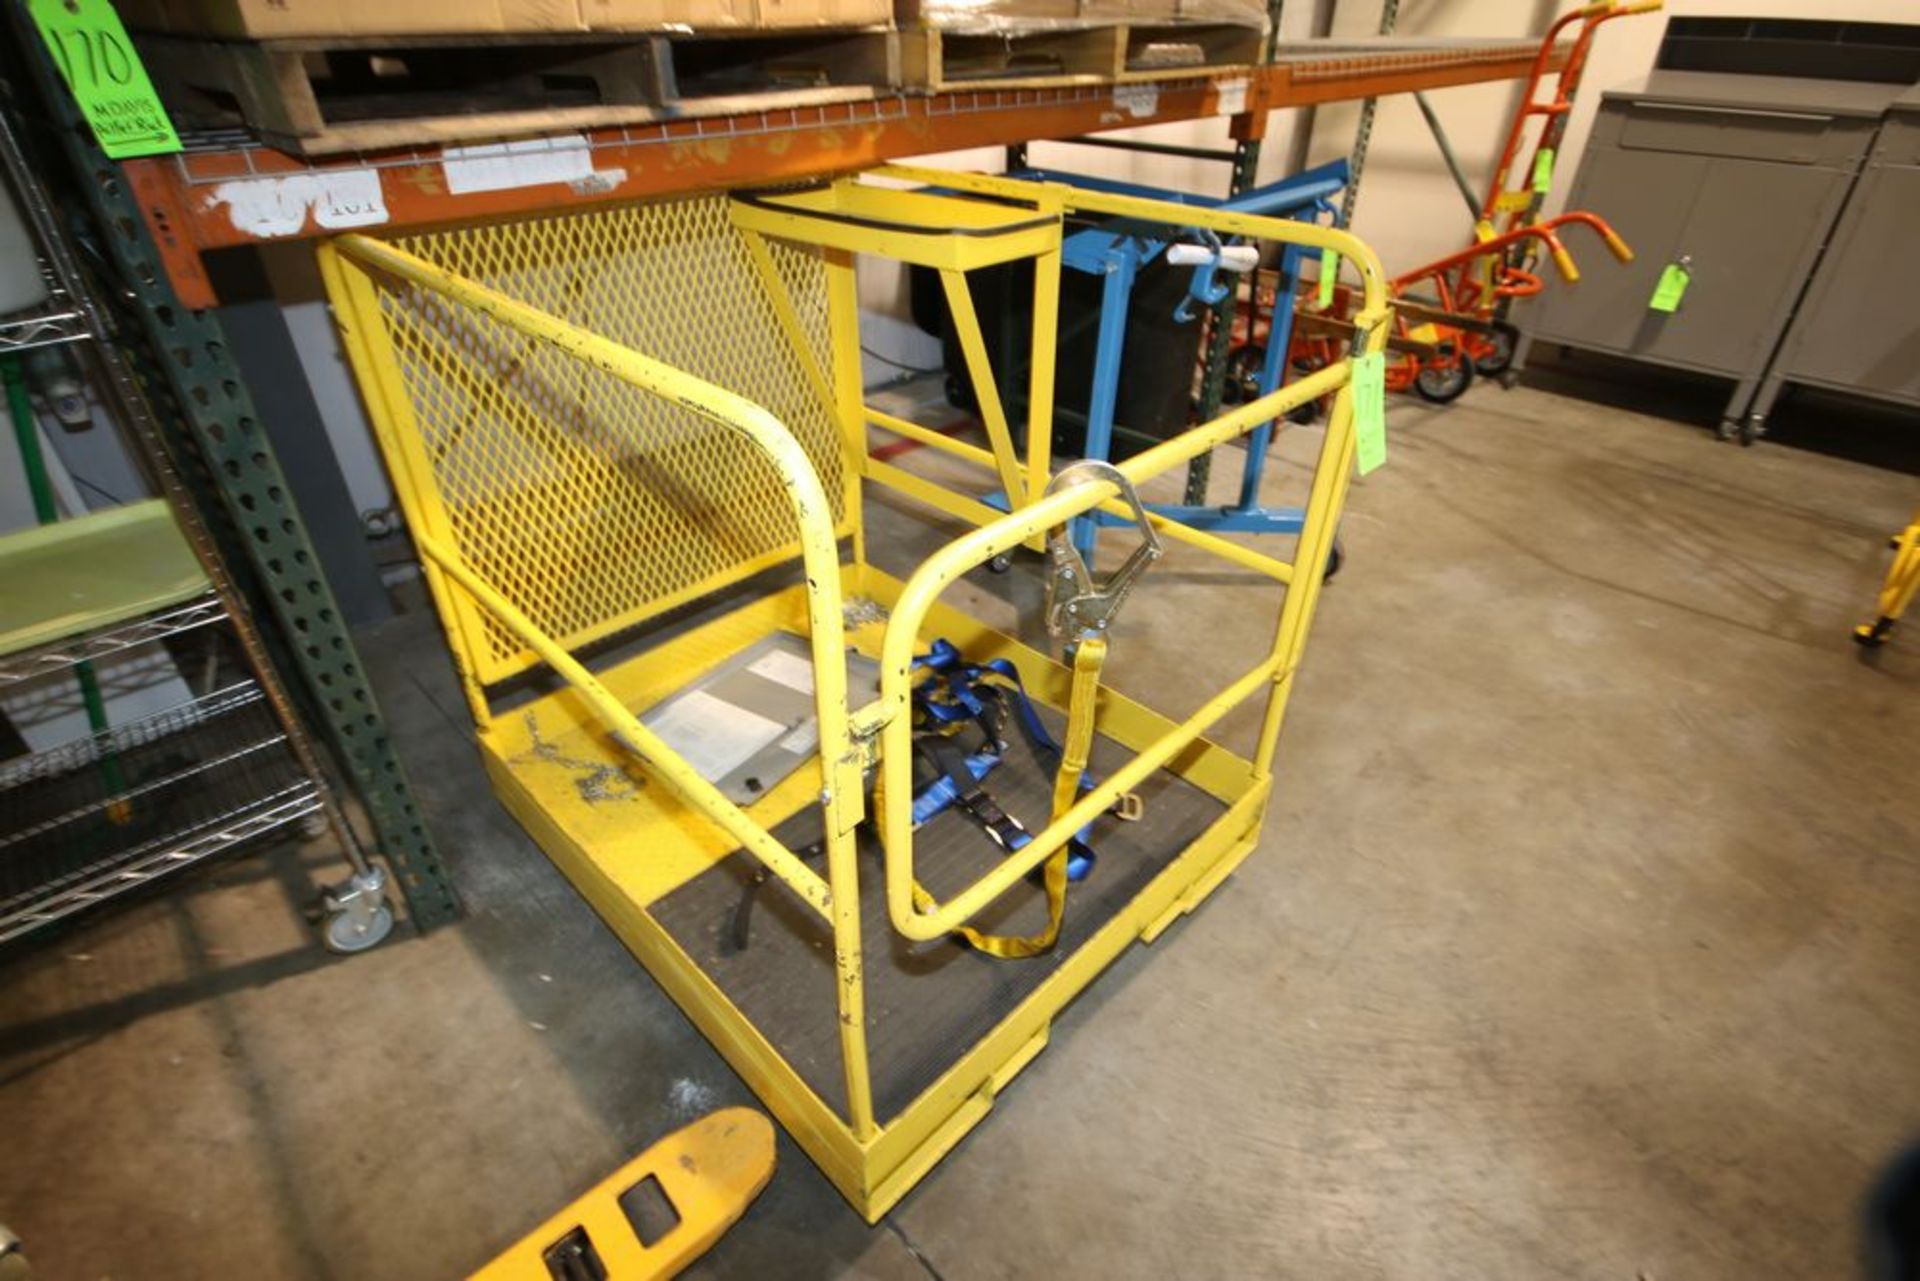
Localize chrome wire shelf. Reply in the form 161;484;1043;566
0;256;93;354
0;680;316;944
0;298;91;354
0;592;227;687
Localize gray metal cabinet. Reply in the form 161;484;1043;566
1522;71;1900;440
1751;87;1920;419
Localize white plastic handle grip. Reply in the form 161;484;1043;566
1166;243;1260;272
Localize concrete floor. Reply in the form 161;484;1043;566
2;377;1917;1280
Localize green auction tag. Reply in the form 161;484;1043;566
1649;262;1690;313
1352;350;1386;475
1317;248;1339;310
30;0;180;159
1531;147;1555;194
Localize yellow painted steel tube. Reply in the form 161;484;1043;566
1251;384;1357;778
877;163;1393;310
937;268;1030;505
317;241;496;731
865;407;999;468
739;227;839;424
869;360;1351;618
887;646;1282;941
332;233;878;1141
417;533;832;917
825;249;869;571
864;405;1293;583
1024;188;1066;504
869;167;1389;942
873;369;1352;942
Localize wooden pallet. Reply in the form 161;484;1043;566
898;20;1261;92
138;28;899;156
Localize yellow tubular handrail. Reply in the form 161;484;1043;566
330;233;882;1138
865;407;1297;584
874;362;1355;942
864;178;1392;944
333;231;856;888
877;163;1394;298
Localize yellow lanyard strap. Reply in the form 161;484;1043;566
908;638;1105;960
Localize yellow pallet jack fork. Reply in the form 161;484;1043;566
471;1109;775;1281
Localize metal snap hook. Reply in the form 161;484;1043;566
1041;459;1164;649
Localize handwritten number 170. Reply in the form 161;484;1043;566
48;25;136;90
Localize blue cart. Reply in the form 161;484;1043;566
994;159;1348;560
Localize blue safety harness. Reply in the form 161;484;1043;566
728;639;1107;952
908;639;1098;882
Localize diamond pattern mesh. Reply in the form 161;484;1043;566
364;194;845;685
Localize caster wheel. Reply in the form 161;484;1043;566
1413;346;1474;404
1714;419;1739;442
987;553;1014;574
1471;323;1519;377
1854;618;1895;649
944;373;975;412
1286;352;1328;423
1738;418;1764;447
325;903;394;954
1223;344;1265;406
1497;369;1520;391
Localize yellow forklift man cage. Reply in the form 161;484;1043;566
318;168;1390;1221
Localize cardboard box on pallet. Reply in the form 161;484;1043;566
113;0;588;38
893;0;1078;29
113;0;888;36
751;0;891;29
1075;0;1179;23
897;0;1264;31
583;0;888;28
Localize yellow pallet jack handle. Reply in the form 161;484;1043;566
471;1109;775;1281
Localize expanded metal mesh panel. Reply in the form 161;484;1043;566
364;194;845;685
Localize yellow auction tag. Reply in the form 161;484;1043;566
1352;351;1386;475
30;0;180;159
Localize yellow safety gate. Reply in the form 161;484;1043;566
319;167;1390;1221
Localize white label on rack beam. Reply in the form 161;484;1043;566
208;169;388;238
1114;82;1160;119
645;689;784;783
442;136;601;195
748;648;816;694
1216;77;1249;116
